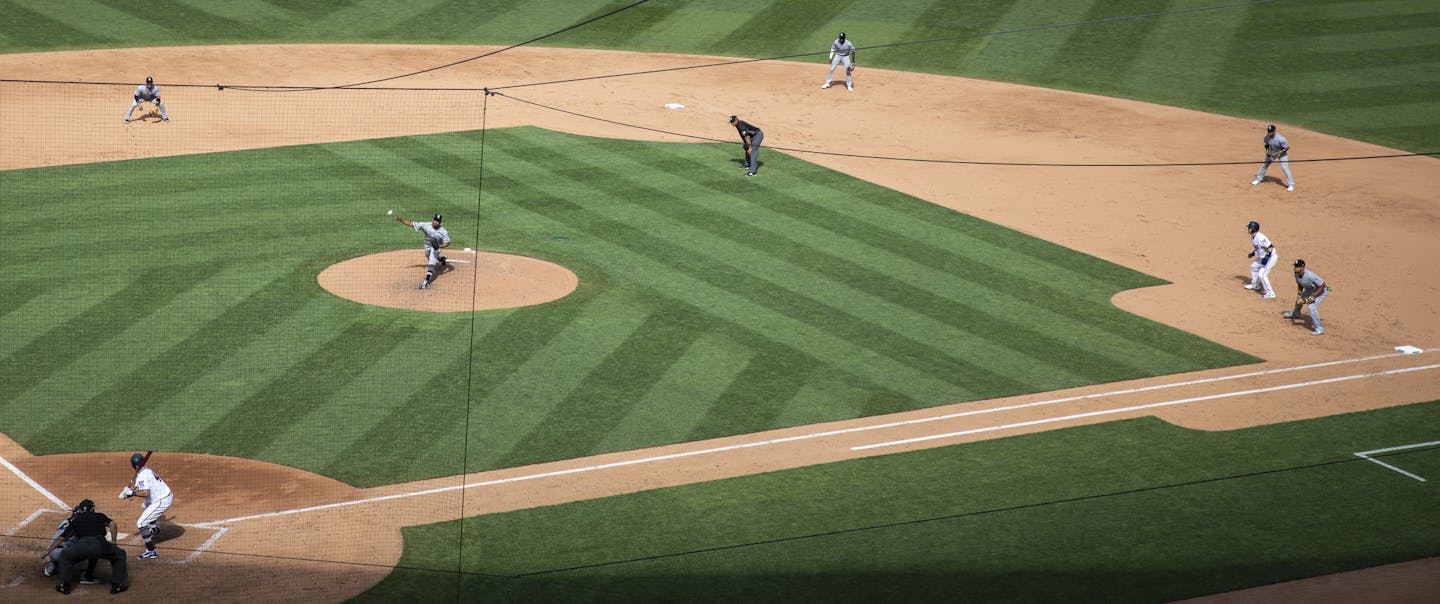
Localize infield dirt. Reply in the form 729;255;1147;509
2;45;1437;602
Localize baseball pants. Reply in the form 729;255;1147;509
826;55;853;87
745;131;764;175
1256;154;1293;186
1250;254;1278;294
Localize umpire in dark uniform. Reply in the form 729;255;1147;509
43;499;129;594
729;115;763;176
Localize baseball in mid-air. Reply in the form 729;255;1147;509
386;210;393;215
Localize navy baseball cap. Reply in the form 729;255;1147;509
146;76;153;84
433;213;443;222
728;115;737;123
1267;124;1276;132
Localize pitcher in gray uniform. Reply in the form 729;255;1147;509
124;76;169;123
1282;258;1329;336
396;213;451;289
730;115;763;177
822;32;857;91
1252;124;1293;191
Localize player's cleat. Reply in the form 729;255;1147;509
43;562;55;576
1286;184;1294;192
1262;292;1276;299
138;550;158;560
80;576;102;585
1282;311;1297;318
1242;283;1256;290
745;172;756;177
111;584;130;594
439;256;448;267
419;280;429;290
1311;327;1324;336
846;83;853;91
56;583;71;594
821;82;831;89
1251;179;1261;186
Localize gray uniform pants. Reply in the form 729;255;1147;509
1293;287;1329;331
1256;153;1293;185
744;131;764;175
57;536;127;585
826;54;853;87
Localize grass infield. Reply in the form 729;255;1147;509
0;127;1253;484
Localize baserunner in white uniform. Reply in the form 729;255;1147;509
822;32;857;91
1243;220;1278;299
396;213;451;289
123;76;169;123
120;452;172;560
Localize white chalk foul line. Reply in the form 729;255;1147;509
183;526;228;564
1354;439;1440;482
851;363;1440;451
0;454;67;510
193;352;1434;528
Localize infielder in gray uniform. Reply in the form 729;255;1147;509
730;115;763;177
1252;124;1293;191
1283;258;1329;336
397;213;450;289
822;32;857;91
124;76;169;123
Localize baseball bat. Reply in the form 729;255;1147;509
139;450;153;470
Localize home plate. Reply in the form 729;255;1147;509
664;103;684;109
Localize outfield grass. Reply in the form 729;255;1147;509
0;127;1252;485
358;399;1440;603
1;0;1436;152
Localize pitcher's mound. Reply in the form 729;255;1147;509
318;249;578;312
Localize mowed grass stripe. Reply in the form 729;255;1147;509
494;298;705;467
261;320;482;473
707;0;851;58
475;156;974;401
0;259;221;413
184;318;430;458
492;137;1042;392
11;0;175;41
78;263;314;439
0;276;129;360
595;330;755;452
626;147;1207;377
468;293;655;470
159;301;355;451
321;350;478;487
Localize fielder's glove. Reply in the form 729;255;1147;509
1260;254;1271;266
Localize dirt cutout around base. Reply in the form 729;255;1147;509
318;249;578;312
2;45;1439;602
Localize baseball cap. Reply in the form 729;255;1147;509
146;76;153;84
433;214;443;223
1293;258;1306;267
1266;124;1276;132
728;115;737;123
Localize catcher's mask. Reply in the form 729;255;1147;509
74;499;95;514
130;452;146;470
1247;221;1260;234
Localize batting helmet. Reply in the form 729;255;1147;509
130;452;146;470
1247;221;1260;234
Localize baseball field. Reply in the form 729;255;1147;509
2;1;1439;602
